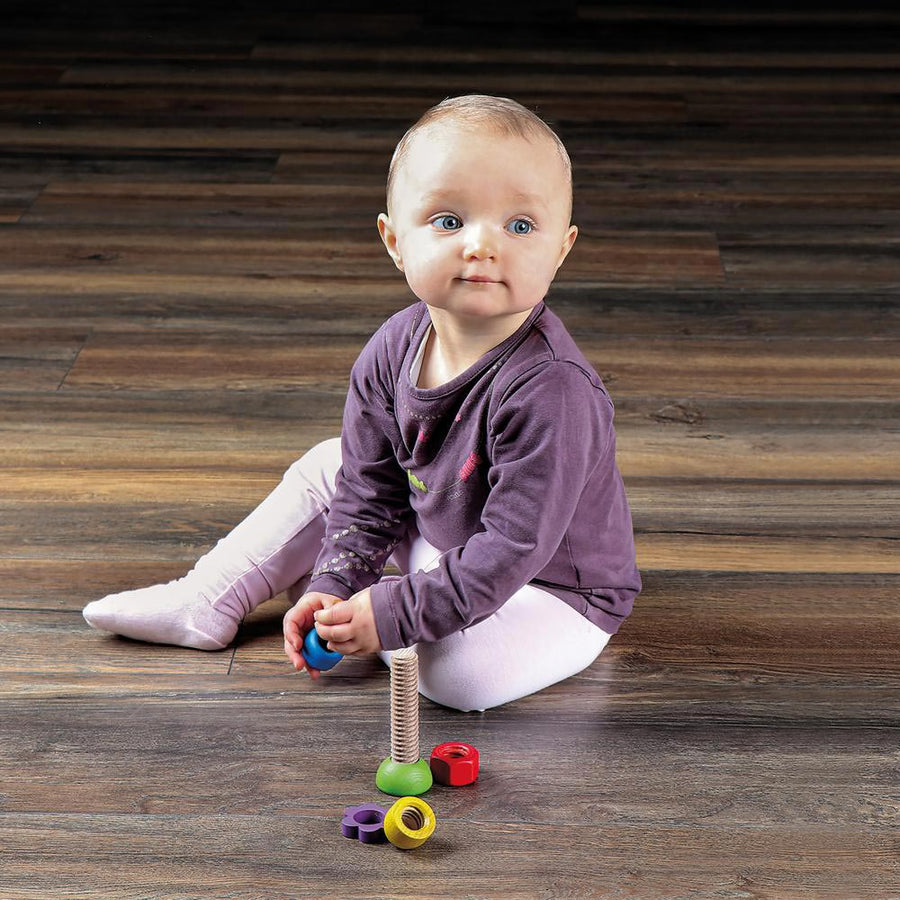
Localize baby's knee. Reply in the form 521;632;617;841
416;652;499;713
300;436;342;470
284;437;342;486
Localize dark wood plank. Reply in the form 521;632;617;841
0;610;233;675
572;184;900;229
635;533;898;574
0;122;402;155
0;325;85;390
51;330;900;398
22;181;388;229
42;59;900;97
4;691;897;824
6;441;894;506
0;174;46;223
0;501;263;559
0;813;890;899
622;571;900;679
0;148;281;182
576;336;900;400
253;41;900;69
0;559;193;610
3;504;896;573
0;391;345;468
63;331;359;390
629;481;900;537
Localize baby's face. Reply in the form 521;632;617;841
378;123;577;326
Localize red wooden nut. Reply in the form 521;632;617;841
430;742;479;786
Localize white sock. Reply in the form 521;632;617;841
83;579;241;650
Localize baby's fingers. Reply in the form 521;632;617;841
283;637;324;680
315;603;351;625
284;637;305;670
283;608;305;642
316;621;355;647
283;620;300;650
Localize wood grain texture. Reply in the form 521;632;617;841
1;1;898;898
1;815;893;900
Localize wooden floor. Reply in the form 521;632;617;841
2;2;899;897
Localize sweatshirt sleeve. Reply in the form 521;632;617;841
308;327;414;600
370;360;612;649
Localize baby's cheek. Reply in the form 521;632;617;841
519;259;556;298
404;259;443;300
402;268;430;301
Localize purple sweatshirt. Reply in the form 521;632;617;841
308;300;641;650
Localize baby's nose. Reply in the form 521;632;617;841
463;224;497;260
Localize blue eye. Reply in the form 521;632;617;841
508;219;533;235
433;215;462;231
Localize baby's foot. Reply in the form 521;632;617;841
83;581;240;650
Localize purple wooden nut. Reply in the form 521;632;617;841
341;804;388;844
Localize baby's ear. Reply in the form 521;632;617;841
556;224;578;270
377;213;404;271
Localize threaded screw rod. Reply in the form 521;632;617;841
389;648;420;765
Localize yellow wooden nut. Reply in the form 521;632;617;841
383;796;436;850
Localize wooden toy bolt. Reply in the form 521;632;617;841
375;648;433;796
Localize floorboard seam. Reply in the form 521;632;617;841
56;328;92;391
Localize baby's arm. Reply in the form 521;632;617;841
305;326;413;602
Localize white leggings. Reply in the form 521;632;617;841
231;438;611;712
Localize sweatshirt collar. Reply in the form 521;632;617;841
405;301;546;399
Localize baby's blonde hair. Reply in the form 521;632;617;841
386;94;573;220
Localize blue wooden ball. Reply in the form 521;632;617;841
303;627;343;671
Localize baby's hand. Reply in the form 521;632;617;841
283;591;344;678
313;588;382;657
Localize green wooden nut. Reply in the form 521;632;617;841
375;757;433;797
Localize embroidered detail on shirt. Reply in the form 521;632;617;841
399;391;442;423
312;534;403;578
459;451;481;481
406;450;482;497
330;519;401;540
313;559;367;577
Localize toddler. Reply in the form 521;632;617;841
83;94;641;712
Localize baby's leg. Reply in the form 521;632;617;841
83;437;342;649
379;535;611;712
